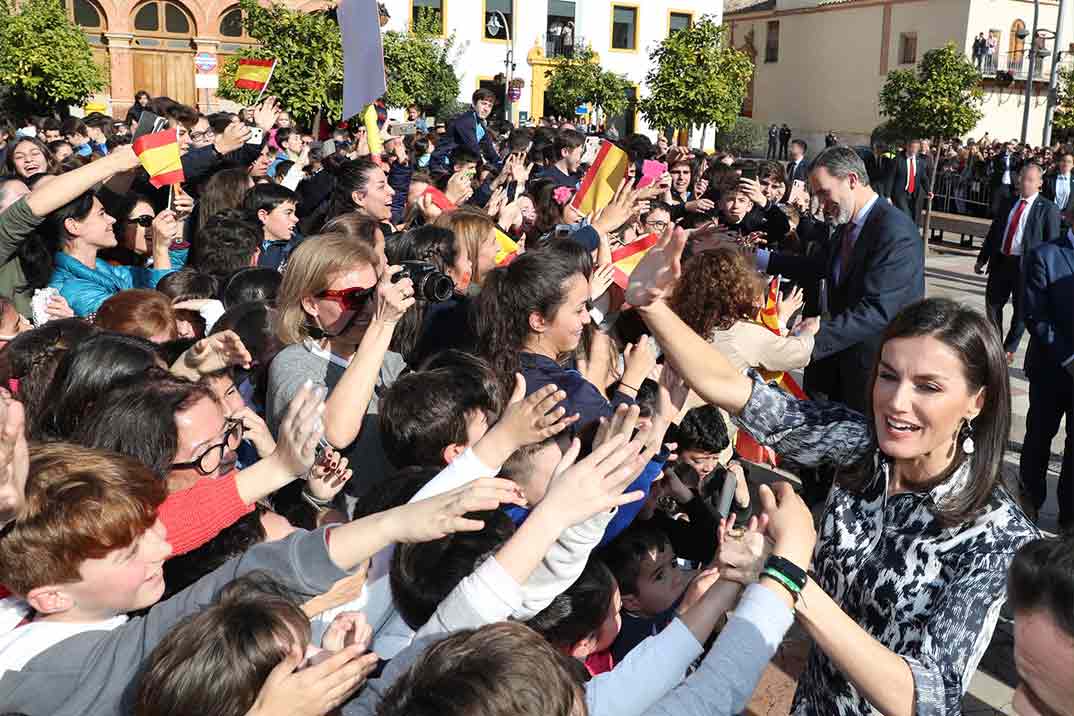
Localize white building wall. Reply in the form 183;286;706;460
380;0;723;141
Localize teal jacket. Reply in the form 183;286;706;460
48;252;175;316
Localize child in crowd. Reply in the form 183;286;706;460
244;182;302;271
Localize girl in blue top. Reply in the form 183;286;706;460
46;190;177;316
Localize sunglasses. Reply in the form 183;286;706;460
128;215;154;227
315;285;376;311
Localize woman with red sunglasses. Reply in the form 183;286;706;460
268;234;413;501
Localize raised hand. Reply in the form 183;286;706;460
233;406;277;458
589;263;616;302
496;376;580;449
0;395;28;526
214;120;251;155
170;184;194;219
306;446;353;502
172;330;253;378
270;382;326;476
625;222;687;307
247;642;377;716
757;482;816;569
375;265;416;325
716;513;771;585
252;96;283;131
391;478;528;544
777;285;805;326
151;208;181;248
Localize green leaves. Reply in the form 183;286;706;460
0;0;105;115
544;46;634;118
878;43;984;142
1054;65;1074;130
638;16;752;136
216;0;459;125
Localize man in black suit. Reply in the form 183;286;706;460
1021;215;1074;530
767;124;779;159
863;142;893;199
886;138;930;222
778;123;792;160
782;139;809;202
989;140;1023;218
1042;149;1073;232
976;162;1061;361
757;145;925;411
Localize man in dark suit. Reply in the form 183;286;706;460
767;124;779;159
989;140;1023;218
758;145;925;411
886;139;930;222
782;139;809;203
863;142;893;199
976;163;1061;361
778;123;792;160
1042;149;1073;232
1021;218;1074;531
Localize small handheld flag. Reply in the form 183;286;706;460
132;129;184;189
610;233;660;289
494;229;518;266
235;58;276;95
571;141;629;215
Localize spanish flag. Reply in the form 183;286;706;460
235;58;274;91
610;232;659;289
132;129;184;188
734;278;807;465
363;104;383;155
571;141;628;215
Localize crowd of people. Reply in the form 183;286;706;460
0;84;1069;716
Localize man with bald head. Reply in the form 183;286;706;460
976;163;1062;362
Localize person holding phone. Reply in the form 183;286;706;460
712;171;790;250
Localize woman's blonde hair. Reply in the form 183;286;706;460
435;208;496;285
275;234;377;345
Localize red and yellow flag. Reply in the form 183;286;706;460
610;232;659;289
571;141;628;216
494;228;518;266
132;129;184;188
235;58;275;91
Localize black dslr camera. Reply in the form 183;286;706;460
392;260;454;303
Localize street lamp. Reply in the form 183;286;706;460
486;11;516;124
1019;0;1040;144
1043;0;1070;147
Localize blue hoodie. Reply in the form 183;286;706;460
49;253;175;316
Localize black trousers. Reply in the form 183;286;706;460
991;184;1014;218
767;138;778;159
779;140;789;160
892;189;917;222
1020;371;1074;528
984;254;1026;353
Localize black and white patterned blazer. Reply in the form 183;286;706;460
735;372;1041;716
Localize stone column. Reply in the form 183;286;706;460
104;32;135;119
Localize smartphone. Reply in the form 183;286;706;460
739;164;758;181
134;111;162;139
246;126;264;145
553;224;573;240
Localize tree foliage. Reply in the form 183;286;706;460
544;46;633;119
381;12;461;118
1054;64;1074;130
0;0;105;116
638;16;753;135
878;43;983;141
217;0;459;124
718;118;765;155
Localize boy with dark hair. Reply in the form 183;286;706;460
714;171;790;248
40;118;62;143
540;128;585;188
243;183;301;271
83;114;113;155
598;523;696;662
428;88;501;172
190;208;261;282
61;118;94;158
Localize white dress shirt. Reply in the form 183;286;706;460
1002;154;1012;185
905;155;916;191
1055;174;1070;211
1002;192;1039;256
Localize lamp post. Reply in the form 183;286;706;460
1019;0;1041;144
486;11;516;124
1043;0;1069;147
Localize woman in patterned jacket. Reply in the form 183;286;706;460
625;228;1040;716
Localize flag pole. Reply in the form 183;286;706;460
253;59;278;106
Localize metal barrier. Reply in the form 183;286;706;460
930;171;993;218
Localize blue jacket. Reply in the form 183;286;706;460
519;352;635;437
428;110;500;172
1024;230;1074;380
49;253;175;316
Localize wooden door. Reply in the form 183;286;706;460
132;49;195;105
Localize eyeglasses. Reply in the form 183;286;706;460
171;419;244;476
315;285;376;312
645;220;670;232
190;130;215;142
128;215;154;227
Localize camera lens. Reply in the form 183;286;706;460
418;273;455;302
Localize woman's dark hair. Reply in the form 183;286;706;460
847;298;1012;526
3;136;58;177
0;318;99;423
527;179;564;237
197;167;252;235
98;192;157;265
31;331;161;441
1007;536;1074;638
156;268;219;303
212;302;281;409
134;573;310;716
409;224;462;276
527;234;594;279
472;249;585;394
328;157;380;219
163;507;268;598
223;267;282;308
73;370;216;478
527;558;616;651
667;246;762;335
17;190;97;293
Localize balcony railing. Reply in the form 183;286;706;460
544;31;583;59
974;50;1074;82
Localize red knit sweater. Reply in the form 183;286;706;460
158;472;254;556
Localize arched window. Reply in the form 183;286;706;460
131;0;195;48
219;6;254;52
1010;19;1026;66
63;0;107;45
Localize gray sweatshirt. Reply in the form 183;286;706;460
0;527;350;716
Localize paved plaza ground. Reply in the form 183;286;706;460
743;242;1068;716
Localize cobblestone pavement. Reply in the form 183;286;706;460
743;245;1066;716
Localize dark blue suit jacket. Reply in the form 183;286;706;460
429;110;500;172
1023;231;1074;380
767;196;925;408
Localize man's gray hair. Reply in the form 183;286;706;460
811;145;870;187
